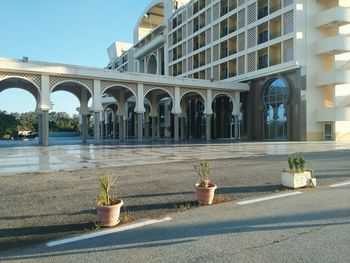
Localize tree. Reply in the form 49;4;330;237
0;111;19;137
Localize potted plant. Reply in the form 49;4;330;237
96;175;124;227
194;160;217;205
281;155;316;188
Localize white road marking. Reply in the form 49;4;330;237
329;181;350;188
237;192;303;205
47;217;172;247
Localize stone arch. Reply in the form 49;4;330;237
212;91;238;115
180;89;207;113
101;83;137;99
180;89;206;103
144;86;174;101
147;54;158;74
0;76;42;107
51;80;93;99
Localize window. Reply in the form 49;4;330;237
324;123;333;141
258;54;268;69
263;78;289;140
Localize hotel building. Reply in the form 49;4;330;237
106;0;350;141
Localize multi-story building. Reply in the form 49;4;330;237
106;0;350;141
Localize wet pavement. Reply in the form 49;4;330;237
1;138;350;175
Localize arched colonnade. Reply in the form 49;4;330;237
0;64;248;145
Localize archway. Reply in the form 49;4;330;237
263;78;289;140
144;88;174;139
180;91;206;139
147;55;157;74
102;85;135;140
51;81;92;143
0;77;40;142
212;94;234;139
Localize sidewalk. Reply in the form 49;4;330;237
1;141;350;175
0;142;350;252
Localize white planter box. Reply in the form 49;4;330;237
281;171;316;189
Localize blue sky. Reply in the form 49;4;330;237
0;0;151;115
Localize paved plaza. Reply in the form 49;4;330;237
1;140;350;175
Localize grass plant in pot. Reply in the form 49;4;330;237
281;154;316;188
96;175;124;227
194;160;217;205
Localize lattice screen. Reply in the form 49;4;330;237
188;22;193;36
182;9;187;21
247;28;256;48
206;29;212;44
188;56;193;71
238;0;245;6
188;37;193;53
169;51;173;63
183;43;187;56
283;0;293;7
168;20;172;31
213;44;219;61
247;52;256;72
182;60;186;74
168;35;173;47
283;10;294;35
238;32;245;52
188;4;193;18
283;38;294;62
206;9;211;24
182;26;187;39
247;3;256;24
206;68;211;80
213;3;220;21
238;9;246;29
213;65;219;80
213;23;220;41
237;55;245;75
206;48;211;63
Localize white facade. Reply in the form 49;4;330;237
107;0;350;141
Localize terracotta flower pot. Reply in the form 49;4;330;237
96;199;123;227
195;183;217;205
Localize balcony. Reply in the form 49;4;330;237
316;69;350;86
315;6;350;29
316;35;350;55
317;107;350;122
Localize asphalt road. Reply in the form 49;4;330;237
1;182;349;263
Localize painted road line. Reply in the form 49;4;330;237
329;181;350;188
237;192;303;205
47;217;172;247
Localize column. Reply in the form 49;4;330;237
93;111;101;143
156;116;160;138
173;114;179;142
137;113;143;142
206;114;212;141
234;115;239;139
144;113;150;139
180;117;186;140
100;121;105;139
105;111;109;139
112;112;117;139
118;115;124;140
38;112;43;145
151;116;157;140
42;110;49;146
81;114;88;143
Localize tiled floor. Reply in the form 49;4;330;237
1;140;350;175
